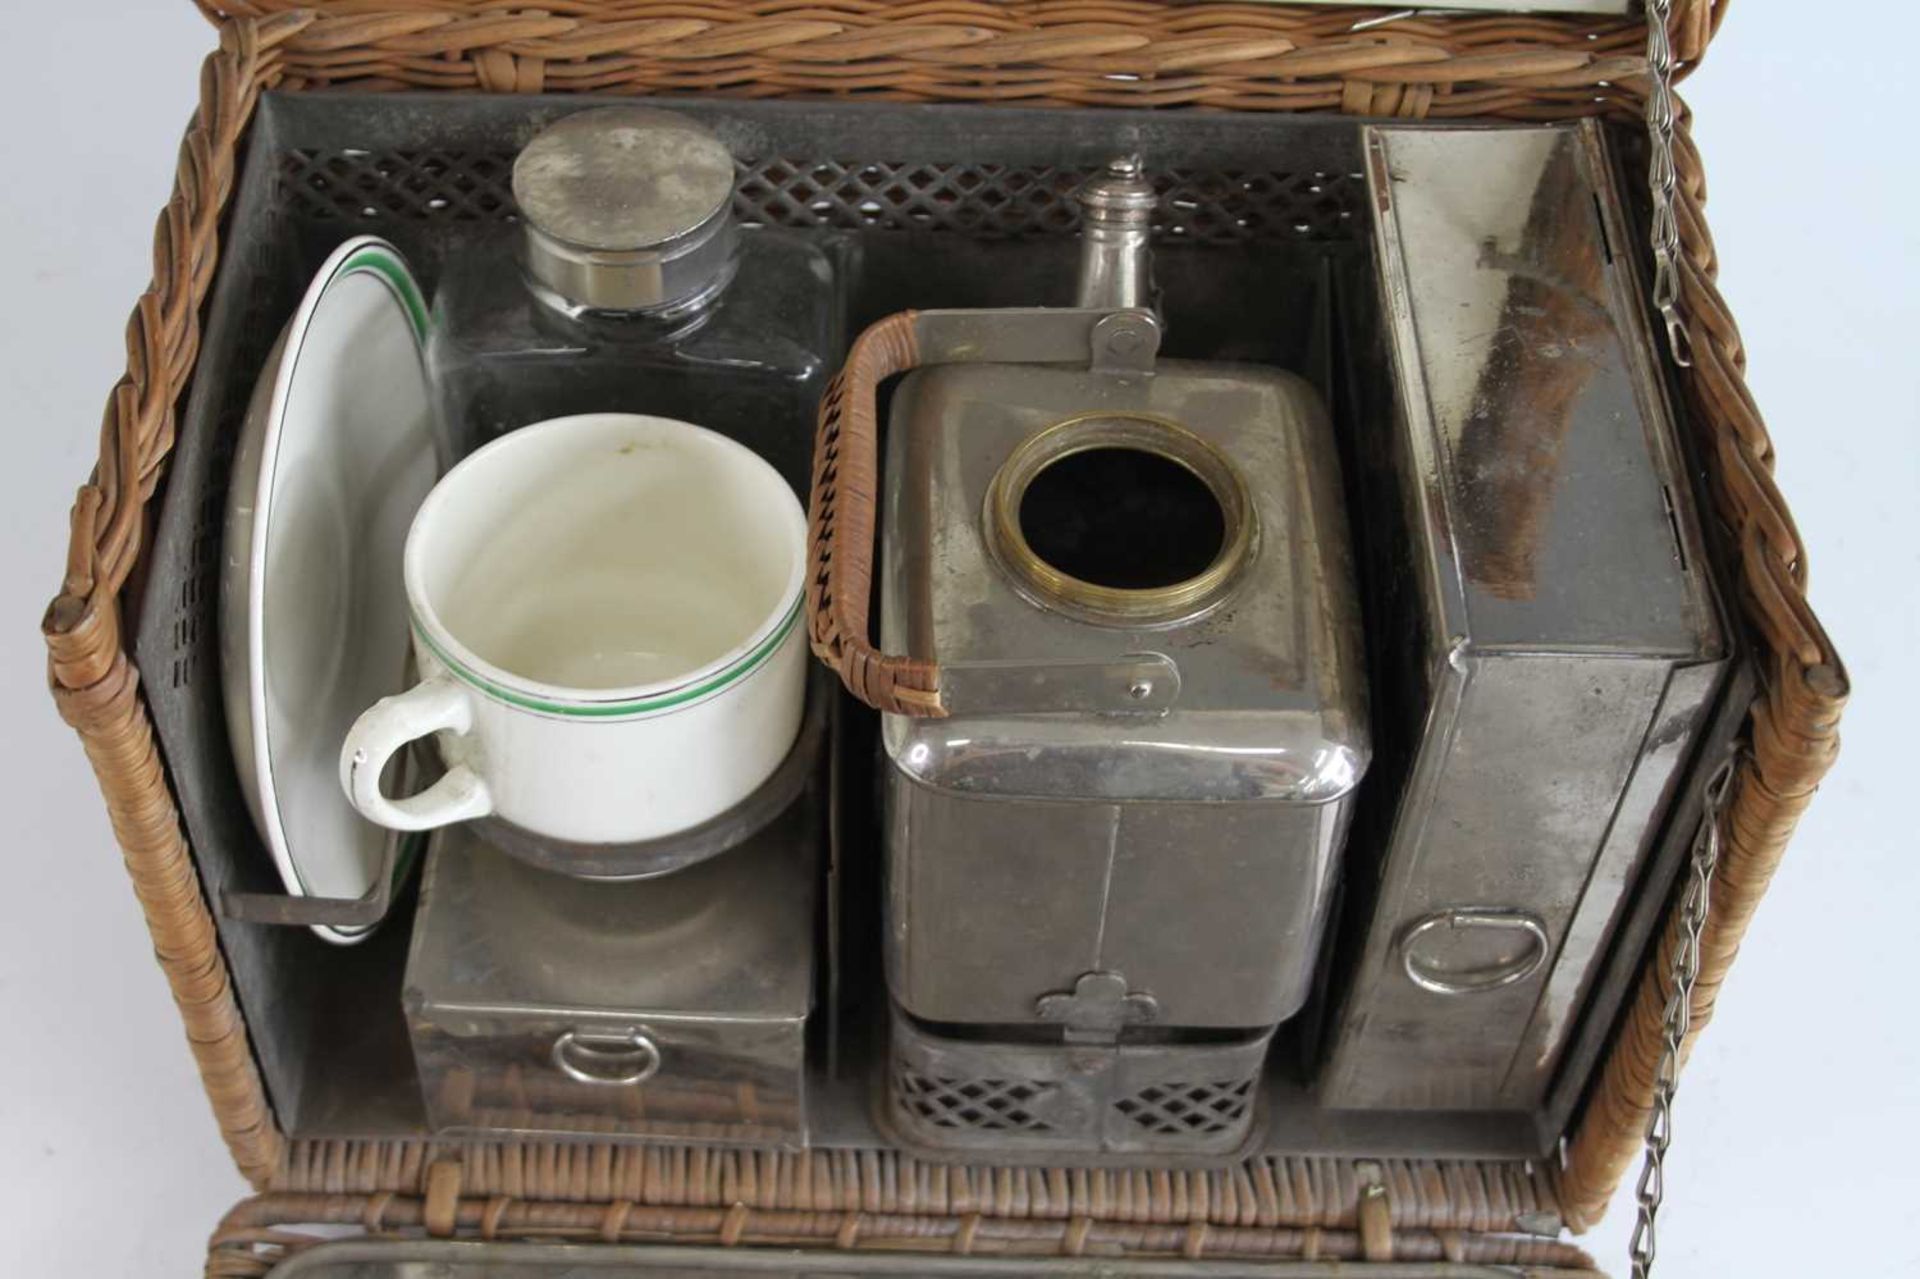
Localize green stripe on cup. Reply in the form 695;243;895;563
413;592;804;718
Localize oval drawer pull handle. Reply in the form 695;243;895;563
1399;910;1550;996
551;1028;662;1086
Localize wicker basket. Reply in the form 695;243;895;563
39;3;1846;1274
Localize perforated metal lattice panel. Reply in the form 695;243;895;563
1113;1079;1256;1136
278;148;1362;243
736;159;1360;242
161;229;298;694
893;1067;1057;1133
885;1007;1273;1159
281;149;516;224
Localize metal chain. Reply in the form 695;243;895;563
1644;0;1692;367
1627;756;1735;1279
1631;11;1713;1260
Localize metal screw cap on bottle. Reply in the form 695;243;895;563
512;106;738;314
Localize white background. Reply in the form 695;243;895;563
0;5;1913;1275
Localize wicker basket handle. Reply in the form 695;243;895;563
807;307;1165;717
805;310;944;717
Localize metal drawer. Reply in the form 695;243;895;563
404;796;819;1146
410;1009;806;1145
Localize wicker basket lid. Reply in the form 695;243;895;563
188;1;1722;69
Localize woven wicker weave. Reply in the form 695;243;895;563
38;1;1846;1269
205;1187;1604;1276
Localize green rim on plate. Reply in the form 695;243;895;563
339;245;430;340
246;235;434;938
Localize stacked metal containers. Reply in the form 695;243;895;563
872;162;1371;1156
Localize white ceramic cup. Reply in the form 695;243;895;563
339;412;808;845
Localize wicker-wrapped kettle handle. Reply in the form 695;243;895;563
806;310;946;718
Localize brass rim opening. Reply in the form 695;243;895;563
984;413;1255;627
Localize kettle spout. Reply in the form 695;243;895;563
1073;155;1158;313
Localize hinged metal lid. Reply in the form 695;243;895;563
405;814;814;1023
880;356;1369;804
512;106;737;314
1364;121;1721;662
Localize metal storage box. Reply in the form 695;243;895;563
1319;122;1730;1111
404;796;818;1145
879;353;1370;1034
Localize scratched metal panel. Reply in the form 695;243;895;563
1319;122;1727;1111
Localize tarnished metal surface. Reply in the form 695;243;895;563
513;106;738;314
878;356;1366;1032
874;154;1365;1039
403;784;818;1144
1072;156;1156;311
912;306;1161;372
1319;122;1727;1111
881;359;1367;802
887;783;1350;1030
885;1006;1270;1158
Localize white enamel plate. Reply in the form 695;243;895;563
220;236;438;944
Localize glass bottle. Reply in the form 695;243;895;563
427;106;847;495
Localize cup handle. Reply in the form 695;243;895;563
340;676;494;831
